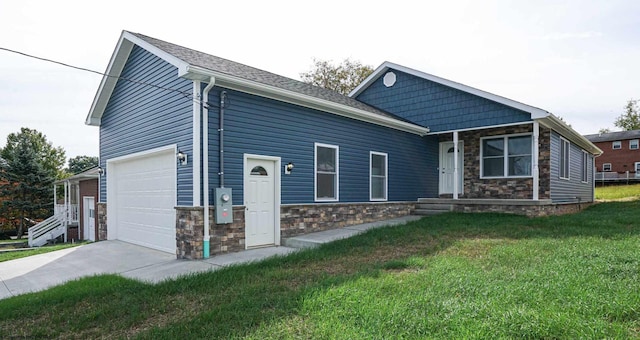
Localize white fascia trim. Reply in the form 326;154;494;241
184;66;429;136
85;31;190;126
350;61;551;119
537;115;603;156
428;121;534;135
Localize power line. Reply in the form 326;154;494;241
0;46;195;100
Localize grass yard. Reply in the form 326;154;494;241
1;201;639;339
596;183;640;201
0;242;86;263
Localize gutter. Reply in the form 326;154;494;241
202;77;216;259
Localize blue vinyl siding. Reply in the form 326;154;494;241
356;70;532;132
205;88;437;205
99;46;193;204
549;131;594;202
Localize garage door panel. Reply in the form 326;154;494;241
112;149;176;254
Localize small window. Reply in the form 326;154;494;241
635;162;640;173
602;163;612;172
560;138;570;180
250;166;268;176
370;152;388;201
630;140;639;150
315;143;339;201
581;151;589;183
612;141;622;149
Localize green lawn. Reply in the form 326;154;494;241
596;183;640;201
0;242;86;263
1;201;639;339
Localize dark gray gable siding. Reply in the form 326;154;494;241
549;131;594;202
205;88;438;205
99;46;193;204
355;70;532;132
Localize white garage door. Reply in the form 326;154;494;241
109;148;176;253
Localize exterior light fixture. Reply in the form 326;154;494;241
285;162;294;174
177;150;187;165
97;166;104;176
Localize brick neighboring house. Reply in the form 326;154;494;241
584;130;640;179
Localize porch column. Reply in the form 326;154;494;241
532;121;539;200
453;131;459;200
64;181;68;225
53;184;57;215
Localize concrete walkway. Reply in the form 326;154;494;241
0;215;421;300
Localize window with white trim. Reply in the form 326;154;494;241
315;143;339;201
581;151;589;183
612;141;622;149
602;163;612;172
481;134;532;178
635;162;640;178
630;139;639;150
560;138;570;179
370;152;388;201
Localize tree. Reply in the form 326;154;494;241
68;155;99;174
300;58;374;95
614;99;640;131
1;128;66;180
0;128;65;238
0;134;56;238
598;128;611;134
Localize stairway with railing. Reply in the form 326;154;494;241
27;213;66;247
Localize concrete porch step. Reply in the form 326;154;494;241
282;216;423;249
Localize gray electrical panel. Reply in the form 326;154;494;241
215;187;233;224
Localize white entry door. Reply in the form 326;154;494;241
439;141;464;194
244;157;279;248
83;196;96;241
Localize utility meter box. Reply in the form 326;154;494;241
215;187;233;224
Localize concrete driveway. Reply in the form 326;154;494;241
0;240;296;300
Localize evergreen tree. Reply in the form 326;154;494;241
0;131;58;238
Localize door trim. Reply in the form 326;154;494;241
439;141;464;195
82;196;96;241
243;154;281;248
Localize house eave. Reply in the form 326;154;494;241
537;115;603;156
184;66;430;136
349;62;550;119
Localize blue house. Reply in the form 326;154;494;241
86;31;601;259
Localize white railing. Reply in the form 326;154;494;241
54;204;79;224
28;213;66;247
595;171;640;182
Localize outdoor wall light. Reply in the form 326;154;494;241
177;150;188;165
97;166;104;176
285;162;294;174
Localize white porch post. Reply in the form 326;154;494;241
532;121;539;201
53;184;57;215
453;131;459;200
64;182;68;224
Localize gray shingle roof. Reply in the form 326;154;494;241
584;130;640;143
130;32;403;121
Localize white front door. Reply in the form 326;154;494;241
244;157;279;248
439;141;464;195
83;196;96;241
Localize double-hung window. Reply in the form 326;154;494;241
370;152;388;201
612;141;622;150
560;138;570;180
315;143;339;201
581;151;589;183
630;139;639;150
481;134;532;178
602;163;612;172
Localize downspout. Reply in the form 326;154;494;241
202;77;216;259
219;91;227;187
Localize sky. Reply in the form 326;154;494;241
1;0;639;160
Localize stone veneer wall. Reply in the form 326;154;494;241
96;203;107;241
440;124;551;200
175;202;415;259
280;202;415;238
452;201;594;217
